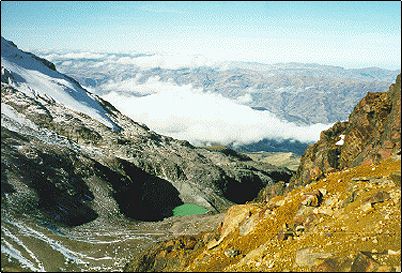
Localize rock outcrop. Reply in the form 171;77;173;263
290;74;401;188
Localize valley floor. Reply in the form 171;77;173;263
1;211;223;272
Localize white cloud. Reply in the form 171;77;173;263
39;49;218;70
43;52;107;61
113;54;215;69
101;75;168;96
101;78;331;146
34;50;334;146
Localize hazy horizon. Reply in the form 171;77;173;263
1;1;401;70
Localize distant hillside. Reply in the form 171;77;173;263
36;51;399;125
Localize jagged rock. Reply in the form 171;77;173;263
277;229;295;241
342;190;358;207
324;196;339;208
313;207;334;216
267;196;286;209
361;202;374;212
387;249;400;255
311;257;353;272
294;225;305;236
239;213;258;236
124;235;206;272
293;206;317;227
1;83;291;224
365;191;391;205
256;181;287;203
277;223;305;240
290;74;401;188
318;188;328;196
206;239;221;250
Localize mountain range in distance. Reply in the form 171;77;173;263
32;49;400;154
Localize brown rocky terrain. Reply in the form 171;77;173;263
125;75;401;272
290;74;401;189
125;158;401;272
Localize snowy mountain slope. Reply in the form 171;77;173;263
1;37;293;223
1;37;118;130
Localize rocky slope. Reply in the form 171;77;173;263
1;37;292;271
126;159;401;272
290;74;401;189
126;75;401;272
244;152;301;171
1;36;292;222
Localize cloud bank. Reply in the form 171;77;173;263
37;50;217;70
102;78;331;146
34;49;336;147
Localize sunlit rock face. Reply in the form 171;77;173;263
290;74;401;188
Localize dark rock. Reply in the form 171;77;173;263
366;191;391;205
389;171;401;186
1;77;293;225
342;190;358;207
302;190;323;207
124;235;205;272
277;223;296;240
312;257;353;272
256;181;287;203
351;252;379;272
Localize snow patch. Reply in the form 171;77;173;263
1;103;39;131
1;37;118;130
335;134;345;146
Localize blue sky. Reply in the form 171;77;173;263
1;1;401;69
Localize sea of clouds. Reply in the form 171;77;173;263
36;50;333;146
100;76;330;146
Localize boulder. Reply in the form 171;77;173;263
295;247;332;268
351;252;379;272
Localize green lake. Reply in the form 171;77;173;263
172;203;209;216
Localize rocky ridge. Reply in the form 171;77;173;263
290;74;401;189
